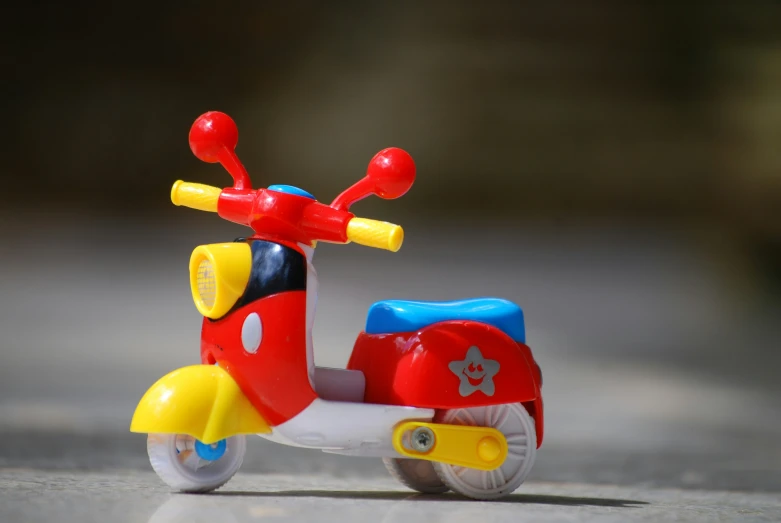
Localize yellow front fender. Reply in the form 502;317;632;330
130;365;270;444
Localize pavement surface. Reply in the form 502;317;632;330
1;213;780;521
3;470;781;523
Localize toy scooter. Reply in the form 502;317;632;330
130;111;544;500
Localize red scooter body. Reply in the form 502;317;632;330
349;319;544;447
131;111;545;499
200;288;316;427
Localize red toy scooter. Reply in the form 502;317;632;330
131;111;544;500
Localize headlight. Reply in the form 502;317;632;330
189;243;252;319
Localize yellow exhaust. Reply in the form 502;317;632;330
392;421;507;471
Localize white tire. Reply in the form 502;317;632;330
383;457;449;494
433;403;536;500
147;433;246;493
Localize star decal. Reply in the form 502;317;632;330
448;346;500;397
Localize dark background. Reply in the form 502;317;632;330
7;2;781;235
2;0;780;491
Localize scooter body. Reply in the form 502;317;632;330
130;111;544;500
349;301;544;445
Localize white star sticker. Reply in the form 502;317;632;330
448;346;500;397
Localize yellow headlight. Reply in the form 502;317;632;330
189;243;252;319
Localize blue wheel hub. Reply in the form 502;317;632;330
194;439;227;461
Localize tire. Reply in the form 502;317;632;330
383;457;449;494
147;433;246;493
433;403;536;500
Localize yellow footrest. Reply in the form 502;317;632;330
392;421;508;471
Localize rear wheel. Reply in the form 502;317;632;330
433;403;536;500
147;433;246;493
382;457;449;494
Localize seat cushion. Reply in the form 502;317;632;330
365;298;525;342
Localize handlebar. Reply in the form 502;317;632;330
171;180;404;252
346;218;404;252
171;181;220;212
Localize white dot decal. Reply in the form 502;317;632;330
241;312;262;353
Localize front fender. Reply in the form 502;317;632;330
130;364;270;444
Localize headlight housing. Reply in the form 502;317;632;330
189;243;252;319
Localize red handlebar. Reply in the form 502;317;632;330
185;111;416;246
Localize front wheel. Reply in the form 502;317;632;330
147;434;246;492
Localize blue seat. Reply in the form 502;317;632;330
365;298;525;343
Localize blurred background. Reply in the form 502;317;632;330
2;0;780;492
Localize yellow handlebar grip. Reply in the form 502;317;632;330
346;218;404;252
171;180;221;212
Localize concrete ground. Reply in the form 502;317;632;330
1;213;780;522
2;470;780;523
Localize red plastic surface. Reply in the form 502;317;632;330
216;188;354;246
189;112;252;191
187;112;422;246
347;320;544;447
200;290;316;426
331;148;416;211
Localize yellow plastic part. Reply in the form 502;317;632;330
171;180;221;212
189;243;252;319
346;218;404;252
392;421;508;471
130;364;270;444
477;436;503;462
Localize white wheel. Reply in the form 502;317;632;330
147;434;246;493
383;457;449;494
433;403;536;500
